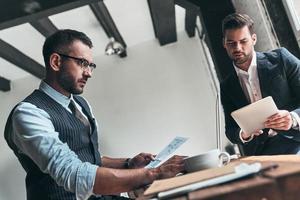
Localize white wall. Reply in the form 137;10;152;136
0;32;221;199
86;33;219;157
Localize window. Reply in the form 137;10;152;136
282;0;300;43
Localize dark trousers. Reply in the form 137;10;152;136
259;134;300;155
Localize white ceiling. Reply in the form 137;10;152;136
0;0;185;81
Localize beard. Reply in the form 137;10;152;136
57;66;84;95
231;52;252;66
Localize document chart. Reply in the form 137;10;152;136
145;136;188;169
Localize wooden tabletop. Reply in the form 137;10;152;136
186;156;300;200
138;155;300;200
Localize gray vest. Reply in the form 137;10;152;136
5;90;101;200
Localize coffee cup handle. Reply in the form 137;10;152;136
218;152;231;166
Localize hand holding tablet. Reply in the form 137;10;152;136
231;96;278;134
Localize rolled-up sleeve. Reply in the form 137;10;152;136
12;102;98;200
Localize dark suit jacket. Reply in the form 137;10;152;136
221;47;300;155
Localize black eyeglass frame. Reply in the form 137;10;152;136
56;52;96;71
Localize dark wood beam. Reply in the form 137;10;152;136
262;0;300;58
175;0;199;10
147;0;177;46
0;76;10;92
175;0;199;37
0;0;100;30
30;18;58;38
175;0;235;82
197;0;235;82
90;1;127;58
0;39;45;79
185;8;198;37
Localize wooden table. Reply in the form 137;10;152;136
139;155;300;200
182;157;300;200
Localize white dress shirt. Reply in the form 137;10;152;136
234;51;262;103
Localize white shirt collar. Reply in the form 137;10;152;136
39;81;73;109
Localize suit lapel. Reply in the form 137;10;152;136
257;52;277;98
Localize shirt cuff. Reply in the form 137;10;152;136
76;163;98;200
239;129;254;143
291;112;300;131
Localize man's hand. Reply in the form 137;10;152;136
265;110;292;130
155;155;185;179
241;129;263;140
128;153;155;169
161;155;186;166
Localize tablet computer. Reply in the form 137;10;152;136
231;96;278;133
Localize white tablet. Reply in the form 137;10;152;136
231;96;278;134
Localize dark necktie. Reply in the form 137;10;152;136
68;100;91;129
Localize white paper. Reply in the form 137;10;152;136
145;136;188;169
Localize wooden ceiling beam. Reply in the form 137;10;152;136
175;0;200;38
0;0;100;30
175;0;235;81
175;0;199;10
147;0;177;46
185;9;198;37
90;1;127;57
0;76;10;92
30;17;58;38
0;39;45;79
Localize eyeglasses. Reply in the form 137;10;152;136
56;53;96;72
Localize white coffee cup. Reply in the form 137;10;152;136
184;149;231;173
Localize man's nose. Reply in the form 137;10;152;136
83;67;92;77
234;42;242;50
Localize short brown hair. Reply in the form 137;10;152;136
42;29;93;68
222;13;254;36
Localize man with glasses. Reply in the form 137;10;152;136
4;29;184;200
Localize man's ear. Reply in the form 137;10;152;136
49;53;62;72
252;33;257;45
